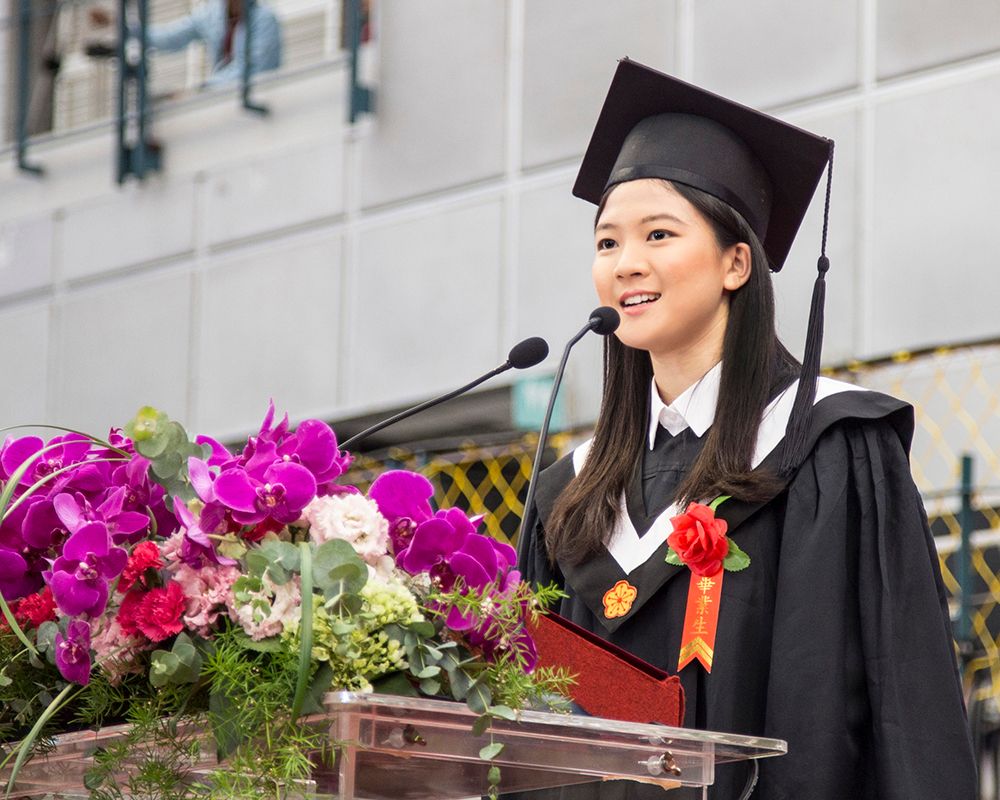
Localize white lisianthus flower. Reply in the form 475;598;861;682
301;493;390;564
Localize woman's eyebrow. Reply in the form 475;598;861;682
640;213;686;226
596;212;686;234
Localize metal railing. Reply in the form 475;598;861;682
2;0;374;179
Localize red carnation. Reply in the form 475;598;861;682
117;590;145;636
135;581;186;642
119;541;163;592
13;587;57;628
667;502;730;577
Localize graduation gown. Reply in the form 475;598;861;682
512;378;976;800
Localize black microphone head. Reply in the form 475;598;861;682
507;336;549;369
588;306;620;335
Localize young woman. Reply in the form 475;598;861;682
516;59;976;799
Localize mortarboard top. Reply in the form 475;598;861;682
572;58;833;272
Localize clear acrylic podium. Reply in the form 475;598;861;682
2;692;786;798
318;691;787;799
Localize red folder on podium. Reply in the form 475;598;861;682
529;611;684;727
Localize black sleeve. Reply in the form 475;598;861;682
761;420;976;799
516;499;563;591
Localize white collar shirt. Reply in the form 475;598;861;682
646;361;722;448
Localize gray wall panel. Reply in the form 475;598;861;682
693;0;860;107
51;270;193;433
349;199;503;408
0;303;49;424
871;74;1000;353
360;0;507;208
196;235;343;435
522;1;675;169
878;0;1000;79
775;108;859;365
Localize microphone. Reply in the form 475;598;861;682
340;336;549;451
517;307;620;554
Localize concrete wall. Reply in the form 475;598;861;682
1;0;998;442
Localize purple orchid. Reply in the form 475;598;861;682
275;418;352;494
172;497;235;567
115;456;177;539
369;469;536;670
53;489;150;544
193;436;317;527
1;433;94;488
0;547;37;600
45;521;127;618
54;619;92;685
370;471;515;591
20;495;69;550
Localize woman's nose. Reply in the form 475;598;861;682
613;242;650;279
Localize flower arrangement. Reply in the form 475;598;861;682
0;404;569;799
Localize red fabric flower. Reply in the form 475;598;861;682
667;502;729;577
135;581;186;642
14;587;57;628
118;541;163;592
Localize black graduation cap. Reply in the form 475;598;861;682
573;58;832;271
575;58;837;474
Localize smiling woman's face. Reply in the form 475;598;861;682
591;179;749;363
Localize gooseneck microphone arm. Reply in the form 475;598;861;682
340;336;549;451
517;308;620;555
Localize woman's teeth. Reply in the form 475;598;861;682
623;293;661;307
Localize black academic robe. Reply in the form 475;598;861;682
513;388;977;800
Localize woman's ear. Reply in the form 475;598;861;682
723;242;752;291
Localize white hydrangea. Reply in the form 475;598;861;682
301;493;390;564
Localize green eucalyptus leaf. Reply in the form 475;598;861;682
408;620;436;639
446;667;472;701
489;705;517;721
488;765;501;786
415;665;440;680
471;714;491;737
245;551;269;577
35;620;58;654
325;592;364;617
266;563;291;585
466;679;492;715
372;672;419;697
313;540;368;593
149;651;180;688
150;451;183;479
479;742;504;761
419;678;441;695
299;663;335;715
135;433;170;459
125;406;167;443
217;535;248;561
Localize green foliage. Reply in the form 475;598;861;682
312;539;367;611
723;538;751;571
124;407;209;502
150;633;203;689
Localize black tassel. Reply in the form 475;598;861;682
779;142;835;477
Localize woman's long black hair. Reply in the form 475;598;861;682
545;180;800;566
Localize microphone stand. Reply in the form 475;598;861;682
517;323;597;549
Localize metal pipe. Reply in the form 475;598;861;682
16;0;43;174
957;453;974;647
241;0;267;113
